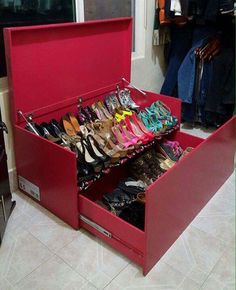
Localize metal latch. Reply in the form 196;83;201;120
80;215;112;238
0;121;8;134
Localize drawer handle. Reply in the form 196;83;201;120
80;215;112;238
1;196;7;222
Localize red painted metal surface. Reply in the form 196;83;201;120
14;125;79;229
4;18;132;124
80;221;143;267
144;117;236;275
79;195;145;254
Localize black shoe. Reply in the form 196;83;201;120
76;138;103;173
76;146;95;182
49;119;65;137
40;122;62;143
86;135;110;168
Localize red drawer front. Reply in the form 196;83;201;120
79;195;145;259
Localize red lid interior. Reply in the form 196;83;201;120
4;18;132;123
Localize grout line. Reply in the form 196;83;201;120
102;262;131;290
12;252;56;287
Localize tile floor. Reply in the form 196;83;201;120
0;127;235;290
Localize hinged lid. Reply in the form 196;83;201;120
4;18;132;124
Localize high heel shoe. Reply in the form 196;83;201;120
86;134;110;168
40;122;62;143
76;137;103;173
92;121;128;158
77;106;90;125
76;147;95;182
112;125;134;151
67;112;81;134
85;125;120;164
91;103;108;122
124;116;150;144
49;119;64;137
130;113;155;140
105;92;121;114
96;101;113;120
83;106;99;122
118;88;140;111
119;122;141;147
62;115;77;137
138;111;163;136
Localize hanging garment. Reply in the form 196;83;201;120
159;0;172;24
160;24;192;96
153;0;171;45
170;0;182;15
177;26;218;103
219;0;234;14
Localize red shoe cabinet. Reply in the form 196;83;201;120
4;18;236;275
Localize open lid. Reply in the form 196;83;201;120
4;18;132;124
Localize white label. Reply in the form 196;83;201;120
18;176;40;201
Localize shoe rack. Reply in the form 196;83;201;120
4;18;236;274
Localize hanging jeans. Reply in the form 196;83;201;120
177;26;218;104
160;24;192;96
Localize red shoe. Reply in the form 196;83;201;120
131;113;155;140
125;116;150;144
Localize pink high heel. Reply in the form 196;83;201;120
125;116;150;144
119;122;141;147
112;125;134;150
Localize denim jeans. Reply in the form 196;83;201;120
177;26;217;104
160;25;192;96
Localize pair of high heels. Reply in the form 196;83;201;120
77;106;98;125
86;122;127;163
75;135;110;175
61;113;81;137
25;120;67;146
138;101;178;135
117;88;140;111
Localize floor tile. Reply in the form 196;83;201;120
105;261;199;290
0;230;53;285
6;206;33;237
191;215;235;245
15;256;97;290
207;247;235;286
27;222;80;253
12;191;64;226
57;231;129;289
178;277;201;290
0;278;16;290
162;225;226;285
201;276;223;290
223;283;236;290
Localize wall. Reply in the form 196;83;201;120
0;0;165;185
0;77;16;189
131;0;165;92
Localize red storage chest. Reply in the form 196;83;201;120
4;18;236;275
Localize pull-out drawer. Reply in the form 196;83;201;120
78;117;236;274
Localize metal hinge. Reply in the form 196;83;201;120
80;215;112;238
